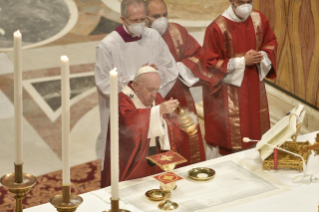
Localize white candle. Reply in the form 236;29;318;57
61;55;70;185
110;68;119;200
14;30;23;165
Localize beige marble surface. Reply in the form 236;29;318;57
165;0;229;21
117;0;228;21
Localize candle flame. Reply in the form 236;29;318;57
16;30;20;34
110;67;118;75
61;55;69;61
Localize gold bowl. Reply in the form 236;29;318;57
188;167;215;181
145;189;165;201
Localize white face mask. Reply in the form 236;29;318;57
149;17;168;35
233;1;253;20
125;18;145;37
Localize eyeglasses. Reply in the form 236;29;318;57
125;17;146;25
233;1;253;6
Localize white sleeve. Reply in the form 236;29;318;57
223;57;245;87
94;42;113;99
257;51;272;81
177;62;200;87
147;105;171;151
155;34;178;97
159;120;171;151
147;105;165;138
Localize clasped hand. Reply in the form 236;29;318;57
244;50;264;66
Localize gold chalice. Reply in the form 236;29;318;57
158;181;178;211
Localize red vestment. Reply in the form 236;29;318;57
202;10;278;155
101;84;183;188
162;23;206;165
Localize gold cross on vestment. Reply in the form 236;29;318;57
159;155;174;161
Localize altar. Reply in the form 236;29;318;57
25;131;319;212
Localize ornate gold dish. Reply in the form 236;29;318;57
145;189;165;201
263;141;311;172
188;167;215;181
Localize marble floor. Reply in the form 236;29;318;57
1;0;319;184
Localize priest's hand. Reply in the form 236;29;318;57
142;63;158;70
244;50;263;66
160;98;179;115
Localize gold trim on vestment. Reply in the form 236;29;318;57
250;11;263;51
234;53;246;58
215;59;225;69
214;16;234;58
187;57;213;78
165;119;177;152
167;23;184;60
184;85;202;164
259;80;270;136
227;85;242;149
262;45;277;58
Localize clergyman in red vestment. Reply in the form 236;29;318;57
101;66;183;188
146;0;207;165
202;0;278;156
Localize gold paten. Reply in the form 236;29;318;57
178;108;197;135
50;185;83;212
188;167;216;181
145;189;165;201
262;124;311;172
0;170;37;212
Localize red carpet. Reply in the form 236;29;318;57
0;159;101;211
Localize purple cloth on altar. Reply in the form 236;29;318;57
115;25;142;43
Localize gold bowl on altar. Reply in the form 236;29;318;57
188;167;215;181
145;189;165;201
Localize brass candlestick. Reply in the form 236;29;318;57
104;199;130;212
50;185;83;212
0;163;37;212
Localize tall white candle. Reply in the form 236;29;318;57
61;55;70;185
14;30;23;165
110;68;119;200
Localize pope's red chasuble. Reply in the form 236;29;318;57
101;85;183;188
162;23;206;165
202;10;277;155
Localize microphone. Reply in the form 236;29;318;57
243;137;315;184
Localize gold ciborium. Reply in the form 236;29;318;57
50;185;83;212
177;108;198;135
0;163;37;212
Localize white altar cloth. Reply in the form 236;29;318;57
25;131;319;212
